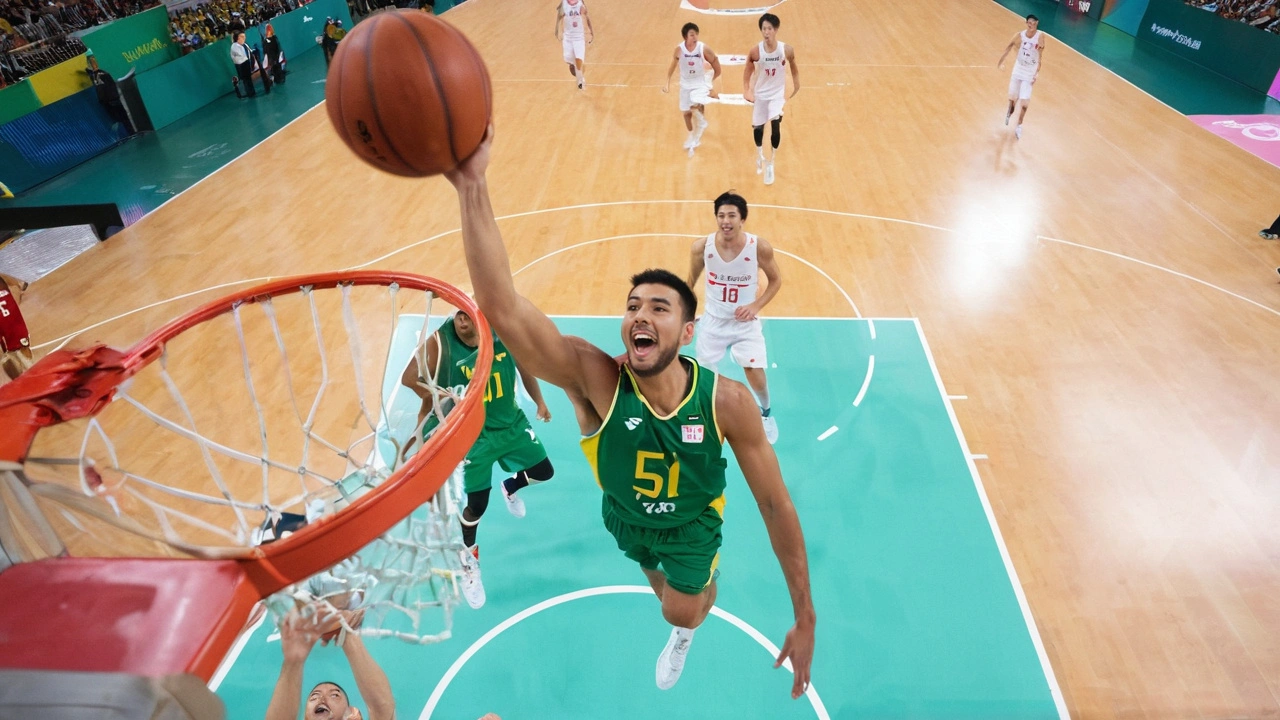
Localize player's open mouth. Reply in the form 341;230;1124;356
632;329;657;358
314;704;330;718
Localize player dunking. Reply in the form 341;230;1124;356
401;309;554;610
555;0;593;90
997;14;1046;140
688;192;782;444
663;22;722;158
743;13;799;186
443;130;814;696
0;273;32;383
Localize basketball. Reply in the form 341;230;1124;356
324;11;492;177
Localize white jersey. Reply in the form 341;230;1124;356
754;40;787;99
678;41;707;88
1012;31;1043;80
703;233;759;319
561;0;586;40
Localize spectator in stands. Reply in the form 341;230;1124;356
230;30;257;97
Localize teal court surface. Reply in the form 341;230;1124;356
212;317;1064;719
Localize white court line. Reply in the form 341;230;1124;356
208;606;268;691
913;318;1068;719
817;425;838;441
949;395;968;400
852;355;874;407
419;585;829;720
1037;235;1280;319
144;100;325;225
970;454;989;460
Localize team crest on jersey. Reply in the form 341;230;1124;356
682;424;705;443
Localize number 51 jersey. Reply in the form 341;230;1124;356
581;358;728;529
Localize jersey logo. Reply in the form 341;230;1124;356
625;417;643;430
526;428;538;442
686;415;701;421
682;424;704;443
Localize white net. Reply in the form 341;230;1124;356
0;276;482;644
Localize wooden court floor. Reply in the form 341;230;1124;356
16;0;1280;716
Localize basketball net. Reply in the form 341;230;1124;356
0;274;484;645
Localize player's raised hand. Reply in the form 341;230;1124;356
444;124;493;187
279;610;323;663
344;709;363;720
774;620;815;700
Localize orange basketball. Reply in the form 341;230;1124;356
324;11;492;177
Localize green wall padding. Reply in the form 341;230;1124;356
81;6;181;78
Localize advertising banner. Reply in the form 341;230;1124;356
1137;0;1280;93
82;7;181;79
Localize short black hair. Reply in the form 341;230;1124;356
759;12;780;30
681;22;699;38
629;269;697;323
1026;14;1039;21
713;191;748;221
311;681;347;700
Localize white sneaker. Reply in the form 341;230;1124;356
756;153;764;174
457;547;485;609
762;415;778;444
683;135;695;150
656;628;694;690
577;77;584;90
501;480;526;518
1015;125;1022;140
763;163;775;185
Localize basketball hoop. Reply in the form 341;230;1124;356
0;271;489;677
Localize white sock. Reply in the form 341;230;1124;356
675;626;696;640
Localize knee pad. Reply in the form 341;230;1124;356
463;488;491;521
522;457;555;484
753;125;764;147
770;117;782;149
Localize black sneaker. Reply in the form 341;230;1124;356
1261;230;1278;240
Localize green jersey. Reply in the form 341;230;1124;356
580;357;728;529
425;316;521;433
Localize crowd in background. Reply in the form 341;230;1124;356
169;0;305;54
1;0;156;85
1187;0;1280;34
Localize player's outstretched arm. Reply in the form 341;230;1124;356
717;380;815;699
265;612;321;720
343;632;395;720
785;45;799;98
443;129;614;399
687;236;708;299
737;238;781;322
